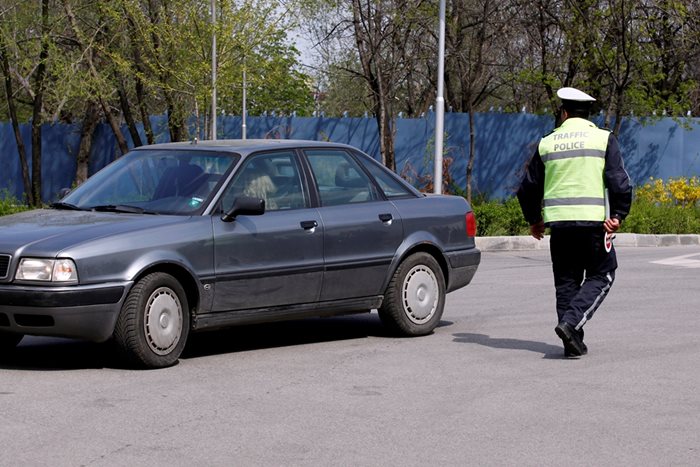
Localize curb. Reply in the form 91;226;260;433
475;233;700;252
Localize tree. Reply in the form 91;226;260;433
298;1;435;170
62;0;130;155
0;19;32;203
444;0;516;201
0;0;53;206
2;0;314;200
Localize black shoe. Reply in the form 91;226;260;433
555;322;585;357
564;328;587;357
564;341;588;358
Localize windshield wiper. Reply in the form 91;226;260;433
90;204;158;215
50;201;85;211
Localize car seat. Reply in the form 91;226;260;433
153;163;205;199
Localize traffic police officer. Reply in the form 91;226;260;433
517;87;632;357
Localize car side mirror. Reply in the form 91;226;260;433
221;196;265;222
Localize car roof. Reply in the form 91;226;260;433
132;139;360;157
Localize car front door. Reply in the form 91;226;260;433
212;151;323;311
303;149;403;301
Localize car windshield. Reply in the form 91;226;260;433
60;149;239;215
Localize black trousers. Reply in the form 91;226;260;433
550;226;617;330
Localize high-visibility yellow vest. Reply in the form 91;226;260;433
538;117;610;223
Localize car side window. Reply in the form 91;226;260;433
305;150;376;207
221;151;306;212
357;155;415;199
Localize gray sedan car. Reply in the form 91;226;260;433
0;140;480;368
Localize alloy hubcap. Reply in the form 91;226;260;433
402;265;439;324
144;287;182;355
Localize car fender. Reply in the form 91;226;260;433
123;250;211;313
380;230;448;294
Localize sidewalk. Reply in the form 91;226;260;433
475;233;700;251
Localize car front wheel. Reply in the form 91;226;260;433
114;272;190;368
379;252;446;336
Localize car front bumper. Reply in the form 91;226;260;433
0;282;131;342
445;247;481;293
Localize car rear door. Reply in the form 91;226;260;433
303;148;403;301
211;150;323;311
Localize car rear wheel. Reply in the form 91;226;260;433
0;331;23;351
379;252;445;336
114;272;190;369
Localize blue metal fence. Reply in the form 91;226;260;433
2;113;700;202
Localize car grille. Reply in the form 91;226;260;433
0;254;10;279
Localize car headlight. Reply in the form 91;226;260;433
15;258;78;283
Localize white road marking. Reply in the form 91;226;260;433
651;253;700;269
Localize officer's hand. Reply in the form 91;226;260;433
530;220;545;240
604;217;620;234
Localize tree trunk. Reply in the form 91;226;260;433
75;101;100;185
117;79;143;147
125;9;155;145
613;88;624;136
466;103;476;203
378;106;396;172
99;97;130;155
351;0;396;170
30;0;51;207
376;74;396;171
1;36;33;205
137;83;155;145
165;92;185;142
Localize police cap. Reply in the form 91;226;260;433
557;87;595;113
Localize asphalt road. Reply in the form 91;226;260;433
1;246;699;466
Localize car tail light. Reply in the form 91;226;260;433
466;211;477;237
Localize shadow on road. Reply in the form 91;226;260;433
181;313;388;360
452;332;566;359
0;313;454;370
0;337;114;371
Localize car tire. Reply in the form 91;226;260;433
114;272;190;369
0;331;23;351
379;252;445;336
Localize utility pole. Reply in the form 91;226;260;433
210;0;217;140
433;0;446;194
242;67;247;140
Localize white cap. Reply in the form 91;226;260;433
557;87;595;102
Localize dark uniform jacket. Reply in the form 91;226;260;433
517;127;632;228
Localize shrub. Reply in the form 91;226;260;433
471;197;530;236
622;177;700;234
621;198;700;234
0;191;28;216
470;176;700;236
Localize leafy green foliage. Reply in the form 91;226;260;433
621;177;700;234
621;198;700;234
471;182;700;236
471;197;530;237
0;191;28;216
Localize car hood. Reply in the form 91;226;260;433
0;209;187;256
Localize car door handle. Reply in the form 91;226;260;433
378;213;393;223
300;220;318;231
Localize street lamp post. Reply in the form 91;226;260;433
211;0;217;140
242;67;247;140
434;0;446;194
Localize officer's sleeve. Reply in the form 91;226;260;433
604;134;632;221
517;149;545;225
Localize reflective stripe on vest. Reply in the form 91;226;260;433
539;118;609;223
